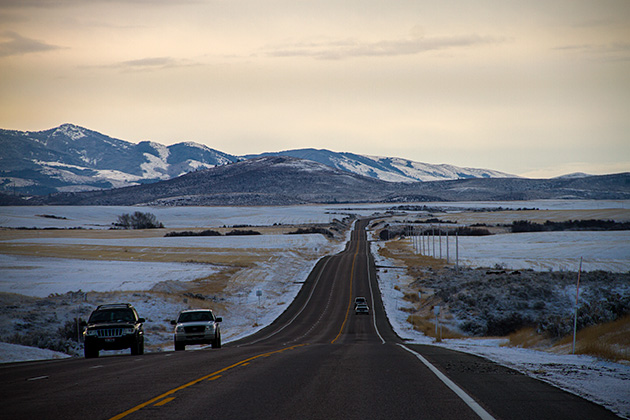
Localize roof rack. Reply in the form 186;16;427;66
95;303;134;310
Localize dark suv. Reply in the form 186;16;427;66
83;303;145;358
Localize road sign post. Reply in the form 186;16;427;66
434;305;441;340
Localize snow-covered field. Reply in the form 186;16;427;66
0;234;335;297
1;201;629;418
1;199;627;229
0;204;374;229
457;231;630;272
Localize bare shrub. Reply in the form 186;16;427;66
403;292;420;303
114;211;164;229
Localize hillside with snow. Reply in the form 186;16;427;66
248;148;514;182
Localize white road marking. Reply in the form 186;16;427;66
27;375;49;381
366;237;385;344
398;344;496;420
242;257;332;346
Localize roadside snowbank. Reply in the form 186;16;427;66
0;342;70;363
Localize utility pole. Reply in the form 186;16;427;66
572;257;583;354
446;230;449;263
455;231;459;274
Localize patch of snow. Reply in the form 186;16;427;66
140;152;170;179
181;159;215;171
53;124;86;141
331;156;412;183
277;158;334;173
147;141;170;161
0;254;222;298
1;177;37;187
0;342;70;363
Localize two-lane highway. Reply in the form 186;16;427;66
1;219;621;419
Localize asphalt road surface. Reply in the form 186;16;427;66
1;219;621;419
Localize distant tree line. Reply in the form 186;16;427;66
165;229;261;237
165;230;222;237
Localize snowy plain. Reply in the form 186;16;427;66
1;201;629;418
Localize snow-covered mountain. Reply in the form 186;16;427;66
1;124;516;195
0;124;237;194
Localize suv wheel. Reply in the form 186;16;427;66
84;344;99;359
130;338;144;355
174;341;185;351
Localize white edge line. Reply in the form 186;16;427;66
398;344;496;420
366;236;385;344
244;257;332;345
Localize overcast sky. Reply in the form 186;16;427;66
1;1;628;178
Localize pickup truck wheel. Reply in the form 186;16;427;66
174;341;185;351
212;333;221;349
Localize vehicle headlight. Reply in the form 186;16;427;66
123;328;135;335
85;330;98;337
205;323;215;332
176;325;184;333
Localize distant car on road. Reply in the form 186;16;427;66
172;309;222;351
83;303;145;358
355;296;367;305
355;304;369;315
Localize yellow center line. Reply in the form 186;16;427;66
153;397;175;407
109;343;308;420
331;242;360;344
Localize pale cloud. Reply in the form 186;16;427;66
0;31;62;57
0;0;197;7
554;42;630;62
266;33;503;60
94;56;200;72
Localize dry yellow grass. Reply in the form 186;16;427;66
407;314;464;340
507;316;630;362
555;315;630;362
506;327;553;349
378;237;449;274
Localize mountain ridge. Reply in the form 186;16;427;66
5;156;628;206
2;124;517;195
